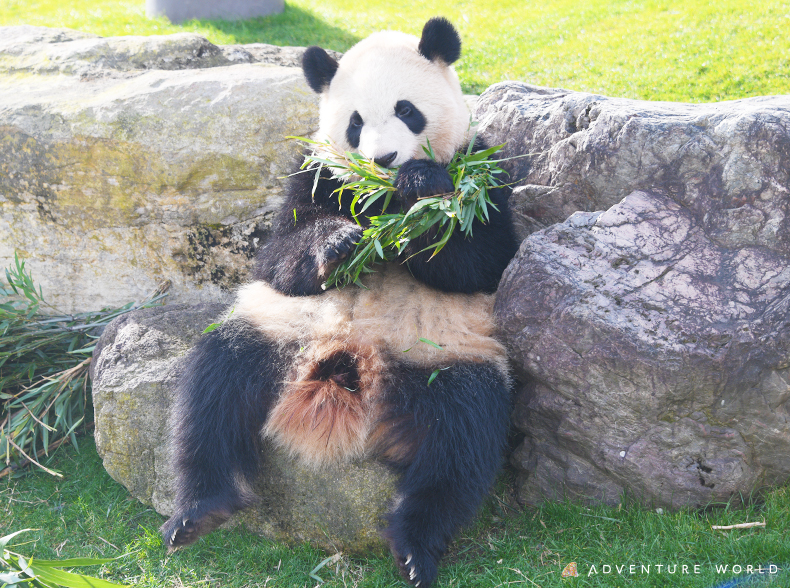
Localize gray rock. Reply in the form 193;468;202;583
0;25;338;76
223;43;341;69
479;82;790;508
475;83;790;248
495;190;790;508
145;0;283;25
90;304;395;552
1;27;230;76
0;26;323;314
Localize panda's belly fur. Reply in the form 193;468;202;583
230;264;509;466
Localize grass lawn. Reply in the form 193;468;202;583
2;439;790;587
1;0;789;100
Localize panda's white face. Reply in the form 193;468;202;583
306;28;470;166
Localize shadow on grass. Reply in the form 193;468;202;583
187;4;361;51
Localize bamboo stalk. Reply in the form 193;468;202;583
0;434;72;479
711;521;766;530
6;438;63;478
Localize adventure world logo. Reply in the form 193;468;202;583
560;562;783;582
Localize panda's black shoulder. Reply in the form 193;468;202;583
281;162;348;217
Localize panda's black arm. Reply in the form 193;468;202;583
395;155;519;294
253;165;362;296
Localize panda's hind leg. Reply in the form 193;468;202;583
374;363;511;587
160;318;286;550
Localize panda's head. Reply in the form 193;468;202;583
302;17;469;167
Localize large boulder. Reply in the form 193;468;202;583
477;82;790;248
90;304;395;552
0;26;330;313
478;83;790;507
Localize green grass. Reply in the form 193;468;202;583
2;439;790;587
1;0;789;100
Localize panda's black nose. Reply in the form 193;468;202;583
374;152;398;168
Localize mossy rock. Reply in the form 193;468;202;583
91;304;396;553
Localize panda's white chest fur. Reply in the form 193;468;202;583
232;264;507;370
230;264;509;465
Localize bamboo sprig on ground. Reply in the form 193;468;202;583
294;134;510;289
1;529;128;588
0;254;168;478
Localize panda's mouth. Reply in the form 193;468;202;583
373;151;398;168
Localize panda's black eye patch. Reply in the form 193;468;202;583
395;100;426;135
346;111;363;148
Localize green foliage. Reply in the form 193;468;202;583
1;0;789;101
295;136;508;289
1;529;128;588
203;307;234;334
0;254;167;479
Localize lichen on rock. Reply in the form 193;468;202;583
0;25;321;313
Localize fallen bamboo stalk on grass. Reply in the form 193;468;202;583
711;521;766;530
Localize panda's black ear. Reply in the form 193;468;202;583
302;46;339;94
418;17;461;65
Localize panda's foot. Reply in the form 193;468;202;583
382;530;439;588
159;505;234;551
396;550;438;588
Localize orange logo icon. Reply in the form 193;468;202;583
561;562;578;577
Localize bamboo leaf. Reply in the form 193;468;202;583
303;135;507;289
0;571;24;583
1;257;169;476
25;558;117;568
0;529;34;550
28;564;128;588
418;338;443;350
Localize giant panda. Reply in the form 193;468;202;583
160;17;520;588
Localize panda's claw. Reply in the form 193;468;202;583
320;224;364;276
383;534;439;588
161;503;236;552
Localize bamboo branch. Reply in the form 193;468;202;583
7;438;63;477
0;435;72;479
711;521;766;530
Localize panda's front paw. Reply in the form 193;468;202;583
395;159;454;211
318;223;364;277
